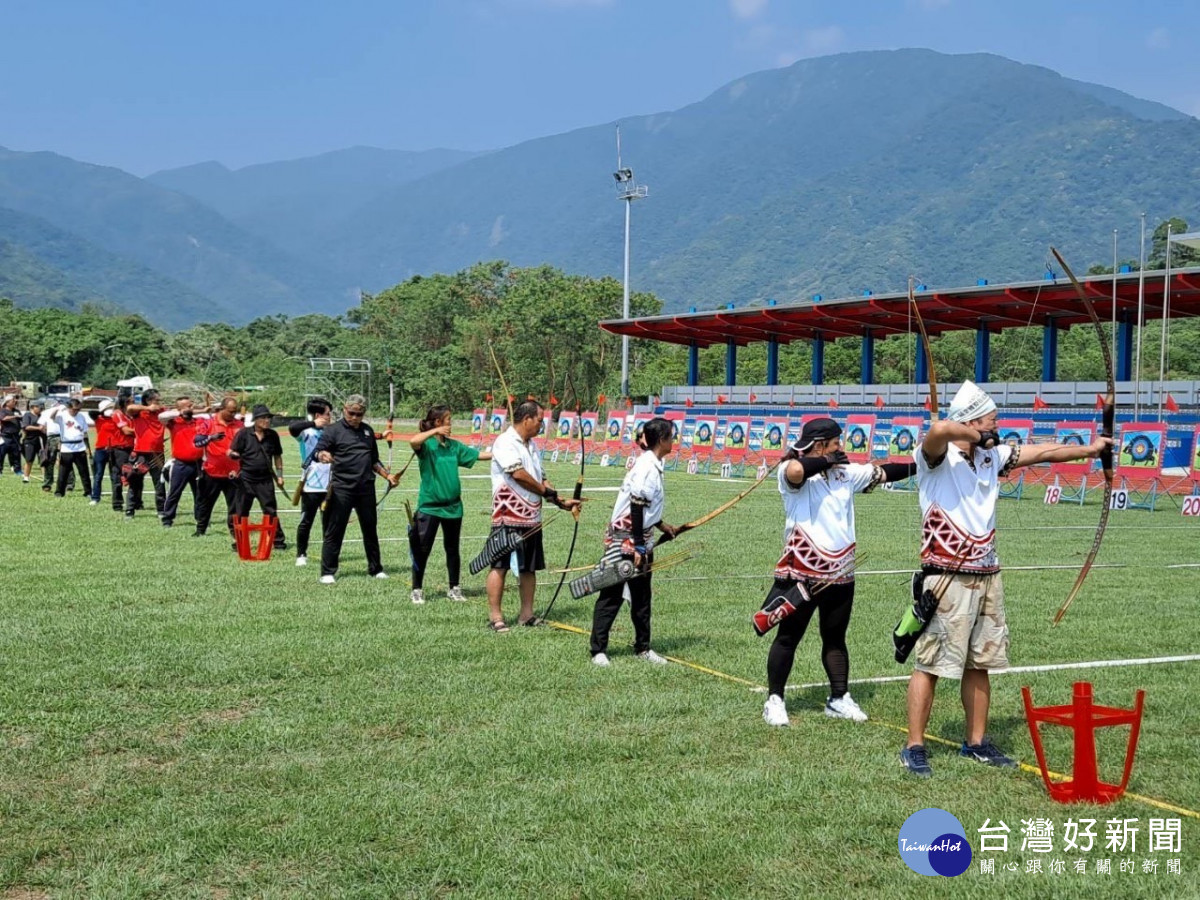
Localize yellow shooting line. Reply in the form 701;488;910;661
544;619;1200;819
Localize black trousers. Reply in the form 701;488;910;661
766;580;855;699
195;473;238;535
411;512;463;589
1;436;20;474
56;450;92;497
233;477;287;546
162;459;200;526
107;447;130;510
125;452;164;515
42;436;70;490
321;488;381;577
590;558;654;656
295;492;325;557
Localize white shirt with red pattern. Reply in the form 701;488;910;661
606;451;665;551
775;461;878;583
490;426;543;526
915;440;1017;574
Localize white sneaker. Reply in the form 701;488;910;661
411;589;425;605
592;653;610;667
22;475;30;483
763;694;790;726
636;649;668;665
89;499;98;506
825;693;868;722
447;586;466;602
295;555;307;567
374;571;389;580
319;575;336;585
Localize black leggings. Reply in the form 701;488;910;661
411;512;463;588
766;579;854;699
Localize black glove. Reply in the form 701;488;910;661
543;486;559;504
824;449;851;467
976;430;999;450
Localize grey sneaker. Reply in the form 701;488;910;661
900;744;933;778
411;589;425;605
592;653;611;667
447;586;467;602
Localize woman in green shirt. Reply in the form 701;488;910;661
409;405;492;604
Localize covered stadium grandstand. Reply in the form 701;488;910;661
600;266;1200;476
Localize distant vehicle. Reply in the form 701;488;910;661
45;381;83;404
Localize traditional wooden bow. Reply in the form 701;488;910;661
1050;247;1115;626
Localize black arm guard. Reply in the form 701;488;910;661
880;462;917;482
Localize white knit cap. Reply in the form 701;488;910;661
947;380;996;423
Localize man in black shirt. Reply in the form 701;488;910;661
313;394;400;583
20;400;45;483
229;404;287;550
0;397;22;476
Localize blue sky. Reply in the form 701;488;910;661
2;0;1195;175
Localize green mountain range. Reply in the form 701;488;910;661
0;147;355;325
312;49;1199;311
147;146;483;260
2;49;1198;326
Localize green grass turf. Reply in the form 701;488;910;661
2;444;1199;898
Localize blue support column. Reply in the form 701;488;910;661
1042;322;1058;382
1117;313;1134;381
975;326;991;385
812;334;825;386
915;337;928;385
726;338;737;387
766;338;779;386
860;329;875;385
687;342;699;387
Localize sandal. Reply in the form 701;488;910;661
517;616;545;627
487;620;510;633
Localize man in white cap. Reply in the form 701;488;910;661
899;381;1111;777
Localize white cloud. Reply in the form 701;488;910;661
729;0;768;19
1146;26;1170;50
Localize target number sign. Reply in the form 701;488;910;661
1044;485;1061;505
1110;489;1129;511
600;453;610;467
720;462;733;478
757;463;769;481
686;458;698;475
551;449;560;463
1182;495;1200;517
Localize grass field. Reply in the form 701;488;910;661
1;438;1199;898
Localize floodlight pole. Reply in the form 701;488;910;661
614;125;647;402
1135;213;1146;419
1158;223;1172;421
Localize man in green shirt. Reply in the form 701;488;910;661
409;405;492;604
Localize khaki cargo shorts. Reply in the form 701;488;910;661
913;571;1008;678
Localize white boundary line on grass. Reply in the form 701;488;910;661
545;563;1127;585
772;653;1200;692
